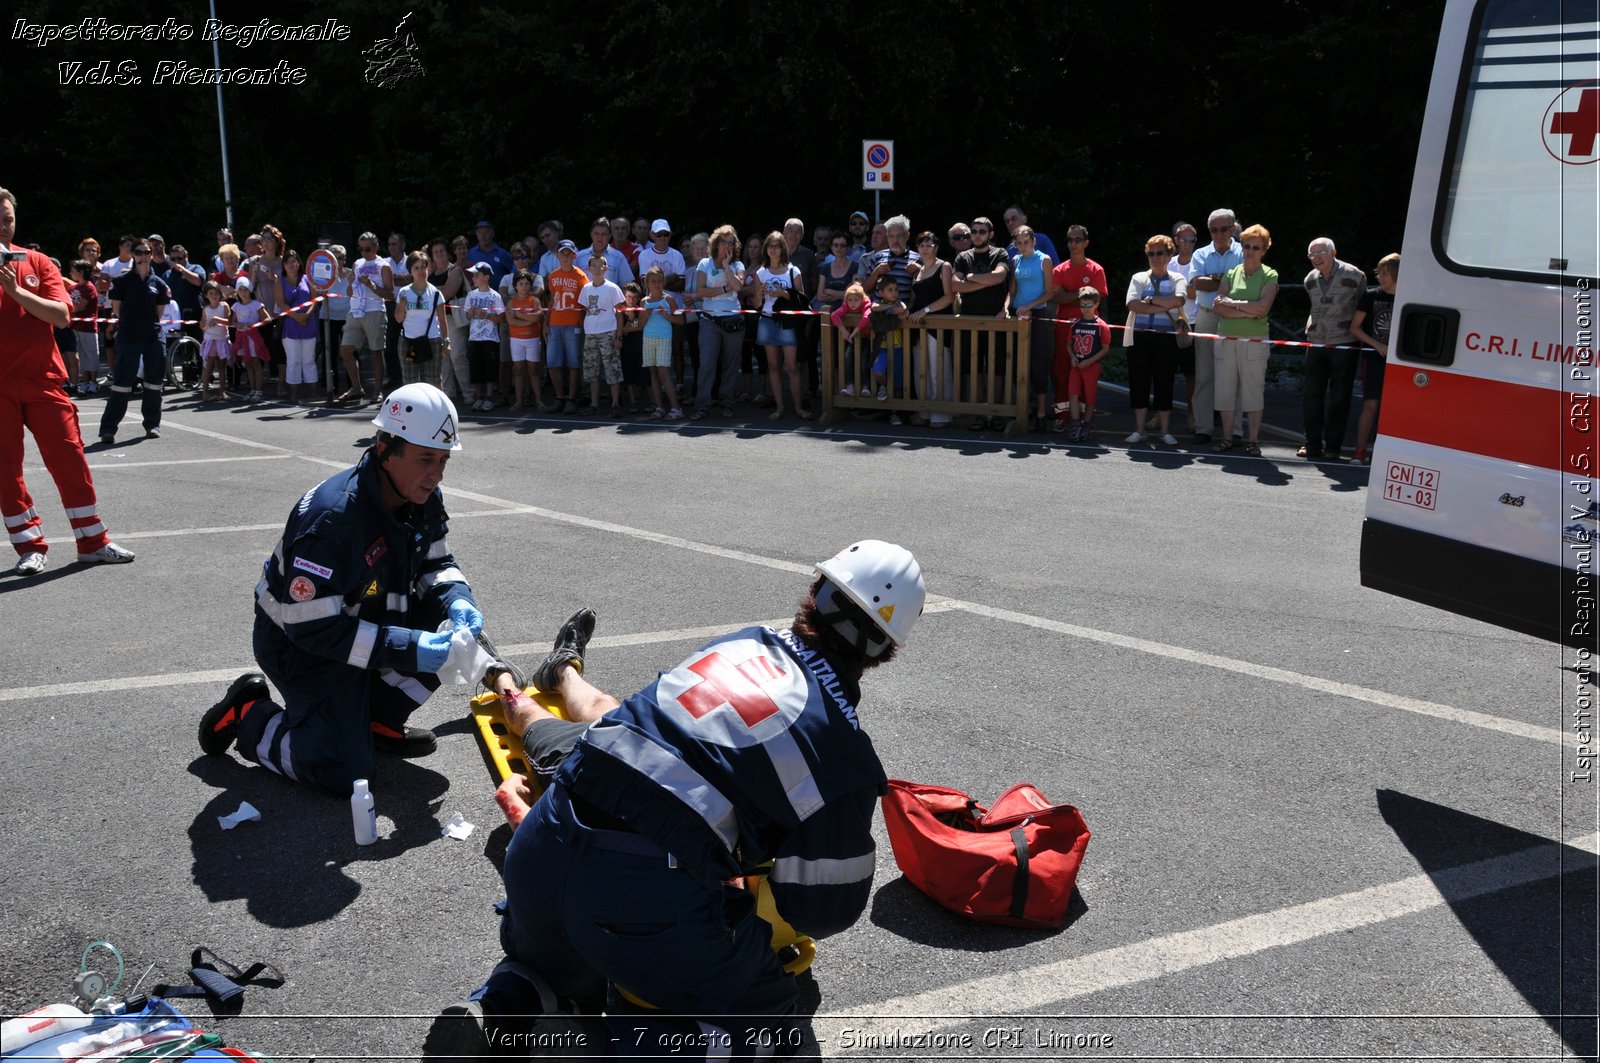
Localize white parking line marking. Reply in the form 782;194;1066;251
949;601;1576;749
132;422;1562;749
0;621;792;703
72;454;295;471
107;509;542;542
822;832;1600;1054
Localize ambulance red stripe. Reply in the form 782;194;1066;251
1380;365;1594;475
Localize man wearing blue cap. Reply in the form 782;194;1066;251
467;220;513;287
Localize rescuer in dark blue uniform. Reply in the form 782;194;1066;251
197;383;484;794
426;540;926;1061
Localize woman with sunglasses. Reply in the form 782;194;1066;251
692;225;746;419
396;250;450;388
97;241;172;445
1123;234;1187;445
1211;224;1278;456
753;231;810;420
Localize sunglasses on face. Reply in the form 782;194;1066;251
971;226;991;234
1176;236;1197;243
1146;250;1170;257
1243;243;1265;251
950;233;972;241
133;248;151;255
1067;237;1087;244
1209;226;1231;234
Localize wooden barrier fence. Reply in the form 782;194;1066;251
819;313;1033;435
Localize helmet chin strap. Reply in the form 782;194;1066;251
816;581;892;659
374;437;410;506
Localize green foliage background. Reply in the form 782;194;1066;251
5;0;1445;289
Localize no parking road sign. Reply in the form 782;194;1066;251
862;139;894;190
305;247;340;293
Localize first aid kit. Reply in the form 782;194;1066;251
882;779;1091;929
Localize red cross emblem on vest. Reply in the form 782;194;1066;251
676;651;787;727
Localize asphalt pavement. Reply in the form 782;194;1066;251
1;386;1591;1062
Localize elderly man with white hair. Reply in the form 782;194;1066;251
1184;208;1244;443
862;214;921;294
1299;237;1368;462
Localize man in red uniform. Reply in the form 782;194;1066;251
0;187;134;576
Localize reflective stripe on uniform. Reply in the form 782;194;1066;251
9;526;43;544
426;538;450;560
386;593;408;612
255;711;298;781
3;508;38;529
584;724;740;852
762;727;825;821
379;667;432;706
63;504;97;519
348;620;379;668
771;851;875;888
255;581;342;625
71;521;106;539
417;566;465;590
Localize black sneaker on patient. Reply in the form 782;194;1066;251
532;608;597;692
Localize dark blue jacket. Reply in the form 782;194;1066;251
253;453;475;674
559;626;888;939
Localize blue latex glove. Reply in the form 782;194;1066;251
416;630;454;673
448;600;484;637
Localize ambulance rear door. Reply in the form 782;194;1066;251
1360;0;1599;648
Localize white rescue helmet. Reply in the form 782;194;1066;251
372;383;462;452
815;539;926;647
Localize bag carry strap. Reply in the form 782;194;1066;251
152;948;285;1005
1009;826;1031;921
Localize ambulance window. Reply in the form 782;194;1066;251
1438;0;1600;280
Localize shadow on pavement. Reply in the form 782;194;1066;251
1378;788;1597;1060
186;755;451;929
867;876;1086;951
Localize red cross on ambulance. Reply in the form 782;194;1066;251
1543;83;1600;164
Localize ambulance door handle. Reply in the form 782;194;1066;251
1395;304;1459;367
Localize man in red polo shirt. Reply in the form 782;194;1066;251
0;187;134;576
1050;224;1109;432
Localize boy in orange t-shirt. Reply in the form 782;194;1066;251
543;241;587;413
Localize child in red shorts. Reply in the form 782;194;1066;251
1066;286;1110;442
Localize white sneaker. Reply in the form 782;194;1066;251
889;413;903;426
15;552;47;576
80;542;135;565
1124;432;1145;444
666;408;685;420
876;386;888;401
1160;433;1179;446
839;385;855;397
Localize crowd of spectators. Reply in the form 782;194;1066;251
39;206;1398;463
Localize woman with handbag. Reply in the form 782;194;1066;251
1122;234;1188;445
692;225;746;420
753;231;812;420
